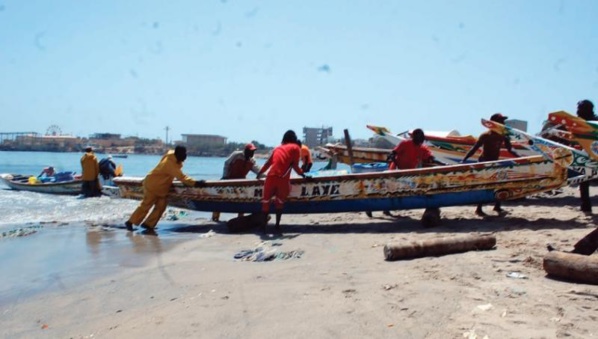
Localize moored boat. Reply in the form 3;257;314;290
0;173;82;195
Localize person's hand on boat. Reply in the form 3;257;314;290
194;180;207;187
302;174;314;181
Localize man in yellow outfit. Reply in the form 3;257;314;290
81;146;101;197
125;146;205;232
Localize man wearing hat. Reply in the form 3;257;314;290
81;146;101;197
462;113;520;216
212;143;263;221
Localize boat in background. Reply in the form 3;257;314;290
366;124;537;164
0;173;82;195
112;154;128;159
0;172;121;197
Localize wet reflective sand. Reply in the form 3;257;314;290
0;221;194;305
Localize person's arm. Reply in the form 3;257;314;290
249;158;264;178
504;137;520;157
167;161;196;187
462;138;483;163
256;156;273;178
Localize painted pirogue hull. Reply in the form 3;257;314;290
114;156;567;214
0;174;82;195
366;124;537;164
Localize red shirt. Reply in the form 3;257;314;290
390;140;433;169
259;143;303;178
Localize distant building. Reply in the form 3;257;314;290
303;126;333;148
181;134;227;147
90;133;122;139
505;119;528;132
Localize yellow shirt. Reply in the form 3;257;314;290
144;150;195;196
80;152;99;181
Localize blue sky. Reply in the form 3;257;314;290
1;0;597;146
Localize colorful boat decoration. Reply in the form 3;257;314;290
366;124;537;164
481;118;598;185
317;144;391;164
113;154;568;215
547;111;598;160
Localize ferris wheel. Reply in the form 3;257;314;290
46;125;62;136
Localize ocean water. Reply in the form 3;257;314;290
0;151;238;226
0;151;334;227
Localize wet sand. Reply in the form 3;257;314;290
2;186;598;338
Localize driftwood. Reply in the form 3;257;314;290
543;251;598;285
383;234;496;261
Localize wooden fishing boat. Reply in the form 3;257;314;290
0;173;121;197
113;154;569;214
0;173;82;195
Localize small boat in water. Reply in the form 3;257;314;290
112;154;128;159
0;172;121;197
0;172;82;195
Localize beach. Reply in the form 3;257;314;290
1;185;597;338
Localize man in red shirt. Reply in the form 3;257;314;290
462;113;519;216
375;129;440;220
388;129;435;170
256;130;308;230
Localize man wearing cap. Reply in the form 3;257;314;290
211;143;263;221
462;113;520;216
81;146;101;197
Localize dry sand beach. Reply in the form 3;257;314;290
2;186;598;339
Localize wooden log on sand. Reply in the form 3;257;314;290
543;251;598;285
383;234;496;261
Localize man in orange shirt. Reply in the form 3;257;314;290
373;129;440;219
300;142;313;173
80;146;101;198
256;130;308;230
388;129;435;170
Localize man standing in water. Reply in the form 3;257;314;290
81;146;101;197
125;145;205;233
256;130;308;230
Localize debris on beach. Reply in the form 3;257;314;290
0;225;43;239
234;241;304;262
164;208;188;221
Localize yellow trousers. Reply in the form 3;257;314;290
127;188;167;228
